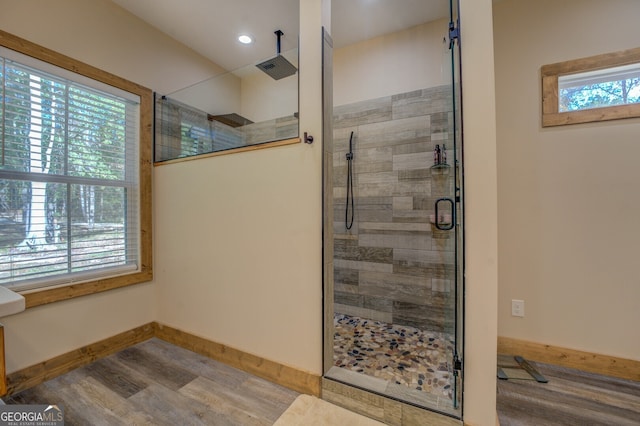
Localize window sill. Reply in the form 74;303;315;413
19;269;153;309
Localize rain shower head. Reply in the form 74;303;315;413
256;30;297;80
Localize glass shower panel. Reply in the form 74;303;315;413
324;0;464;418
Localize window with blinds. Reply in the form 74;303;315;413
541;47;640;127
0;47;141;291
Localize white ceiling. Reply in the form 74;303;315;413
109;0;450;72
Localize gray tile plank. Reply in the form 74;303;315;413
139;338;248;390
5;339;298;426
84;357;149;399
115;345;198;391
128;383;231;426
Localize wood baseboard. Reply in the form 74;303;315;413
498;336;640;382
0;324;6;396
154;322;321;396
5;322;155;396
3;321;321;398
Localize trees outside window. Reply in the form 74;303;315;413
559;78;640;112
0;53;141;289
541;47;640;127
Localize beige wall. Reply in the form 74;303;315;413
494;0;640;360
239;62;299;122
334;18;451;107
154;0;324;374
459;0;498;424
0;0;222;372
0;0;499;423
170;72;242;118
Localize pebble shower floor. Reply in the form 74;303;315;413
333;314;455;400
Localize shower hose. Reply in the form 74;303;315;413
345;131;355;230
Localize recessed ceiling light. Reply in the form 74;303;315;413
238;34;253;44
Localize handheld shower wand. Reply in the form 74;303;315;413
345;131;355;230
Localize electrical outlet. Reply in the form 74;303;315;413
512;299;525;317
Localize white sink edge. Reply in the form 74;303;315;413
0;286;26;318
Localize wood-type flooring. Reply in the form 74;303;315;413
497;358;640;426
5;339;639;425
3;338;299;425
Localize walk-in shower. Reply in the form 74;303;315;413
322;0;464;420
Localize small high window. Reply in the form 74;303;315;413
542;47;640;127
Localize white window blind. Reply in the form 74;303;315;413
0;49;141;291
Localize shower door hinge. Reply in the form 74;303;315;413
453;353;462;372
449;20;460;49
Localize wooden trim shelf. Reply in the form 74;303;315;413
497;336;640;382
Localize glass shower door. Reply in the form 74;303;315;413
449;0;464;410
323;0;464;419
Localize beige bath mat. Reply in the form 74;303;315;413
274;394;385;426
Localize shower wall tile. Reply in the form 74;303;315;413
393;197;414;211
392;141;431;155
394;263;453;280
431;234;455;252
353;146;394;163
275;116;298;140
333;85;456;332
430;112;451;134
431;279;451;293
393;248;455;266
357;116;430;148
333;186;347;199
392;86;452;120
391;209;431;223
243;120;276;144
391;89;424;102
431;132;450;142
398;169;431;181
393;152;431;171
359;272;430;305
392;263;428;278
334;303;393;323
358;222;429;232
363;296;394;313
333;127;356;154
334;96;392;129
359;233;431;251
335;259;393;273
351;161;394;174
356;207;394;223
334;239;393;264
335;283;359;296
334;267;359;286
393;301;453;333
335;292;364;307
358;171;399;185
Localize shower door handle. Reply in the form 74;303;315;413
434;198;455;231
